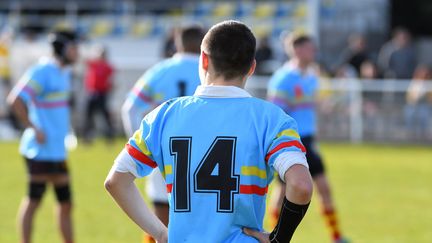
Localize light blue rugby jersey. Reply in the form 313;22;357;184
11;58;71;161
124;53;200;115
267;63;319;137
122;86;306;242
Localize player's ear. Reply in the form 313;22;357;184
201;51;209;71
247;59;256;77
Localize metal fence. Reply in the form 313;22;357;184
246;76;432;144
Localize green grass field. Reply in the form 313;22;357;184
1;140;431;243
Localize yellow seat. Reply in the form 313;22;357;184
294;3;308;18
131;20;152;37
91;20;113;38
213;3;235;17
254;3;276;18
252;23;272;39
52;20;73;31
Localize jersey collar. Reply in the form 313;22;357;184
284;60;315;76
39;56;71;72
194;85;252;98
173;53;200;61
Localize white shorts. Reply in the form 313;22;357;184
146;169;168;203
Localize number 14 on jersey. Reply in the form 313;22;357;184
170;137;240;213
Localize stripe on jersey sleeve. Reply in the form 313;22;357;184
265;140;306;162
125;143;157;168
132;130;152;157
22;86;37;98
276;129;300;139
132;87;153;103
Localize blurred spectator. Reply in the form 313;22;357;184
0;28;19;129
255;36;274;75
334;64;357;78
360;60;381;134
404;65;432;139
83;46;115;143
337;34;370;75
378;27;416;79
359;60;380;79
0;29;11;87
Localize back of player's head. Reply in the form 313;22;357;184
176;25;205;54
201;20;256;80
48;30;78;64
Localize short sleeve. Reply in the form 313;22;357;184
10;67;45;104
265;112;308;181
127;63;168;110
114;104;166;178
267;73;292;111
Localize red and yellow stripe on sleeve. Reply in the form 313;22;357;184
265;129;305;162
276;129;300;139
125;130;157;168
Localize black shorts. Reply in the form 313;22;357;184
301;136;325;177
25;158;69;175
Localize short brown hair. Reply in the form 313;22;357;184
176;25;205;54
284;33;312;56
288;34;312;49
201;20;256;80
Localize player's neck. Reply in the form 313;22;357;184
290;58;310;72
203;75;245;89
53;57;67;68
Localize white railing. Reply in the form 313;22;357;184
246;76;432;143
2;66;432;144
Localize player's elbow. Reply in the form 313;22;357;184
121;102;135;135
104;177;117;193
286;175;313;203
6;93;18;107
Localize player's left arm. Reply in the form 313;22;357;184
267;116;313;242
245;113;313;243
105;104;167;240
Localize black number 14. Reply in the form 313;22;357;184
170;137;240;213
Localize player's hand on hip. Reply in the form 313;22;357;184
35;128;46;144
243;227;270;243
155;227;168;243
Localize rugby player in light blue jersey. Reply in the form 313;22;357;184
8;31;78;243
121;26;205;227
268;34;349;243
106;21;313;243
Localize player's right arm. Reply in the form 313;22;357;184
104;170;167;242
7;67;45;143
106;104;168;241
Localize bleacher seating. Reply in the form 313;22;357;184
0;1;312;39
